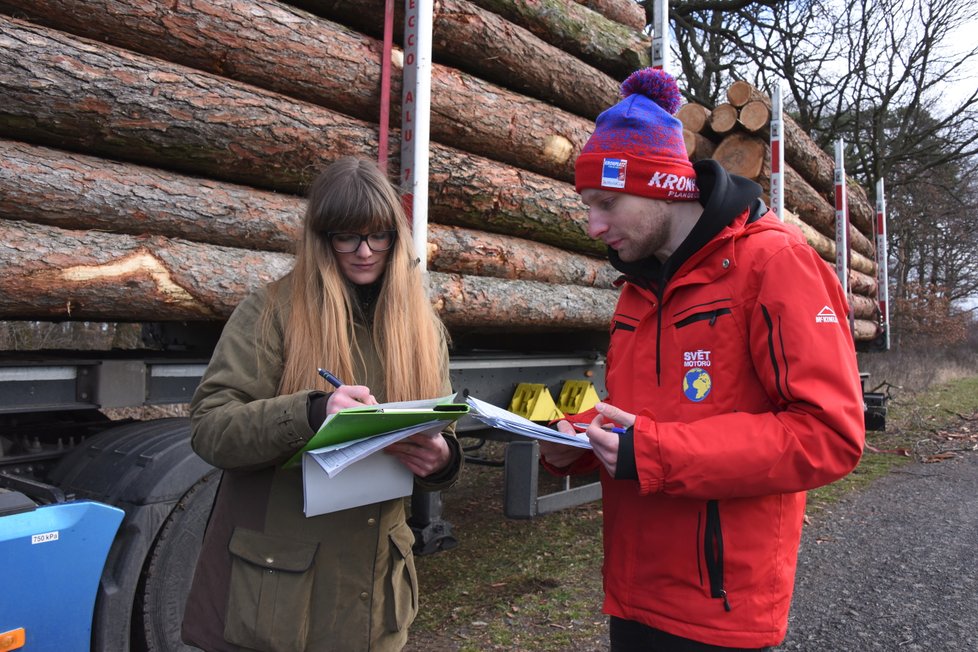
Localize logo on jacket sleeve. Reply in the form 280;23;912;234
682;368;712;402
816;306;839;324
601;158;627;188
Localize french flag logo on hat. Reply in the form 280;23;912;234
601;158;627;188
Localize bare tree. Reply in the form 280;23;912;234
648;0;978;337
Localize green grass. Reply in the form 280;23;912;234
808;373;978;515
406;454;606;651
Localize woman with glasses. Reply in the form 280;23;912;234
182;157;461;652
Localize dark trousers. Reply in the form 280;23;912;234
610;617;770;652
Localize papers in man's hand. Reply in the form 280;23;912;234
465;395;592;449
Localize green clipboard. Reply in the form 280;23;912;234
284;402;470;468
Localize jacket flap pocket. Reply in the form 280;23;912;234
228;527;318;573
388;521;415;559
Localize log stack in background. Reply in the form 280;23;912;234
680;80;882;342
0;0;880;343
0;0;651;339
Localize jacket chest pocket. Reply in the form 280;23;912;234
225;527;319;652
666;301;747;405
674;306;732;330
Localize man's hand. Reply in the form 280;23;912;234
538;420;588;469
586;401;636;478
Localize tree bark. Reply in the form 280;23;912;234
465;0;651;80
779;165;876;261
725;79;767;107
0;138;614;287
783;209;878;279
429;272;617;331
0;221;293;321
0;220;617;332
711;133;767;180
721;81;875;238
677;102;713;135
0;138;303;251
0;18;601;255
683;129;716;161
293;0;620;120
754;152;875;260
852;319;880;343
850;293;878;321
571;0;646;31
427;225;618;288
710;133;875;262
0;0;592;184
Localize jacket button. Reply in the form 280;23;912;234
722;258;730;268
367;517;376;526
359;591;369;601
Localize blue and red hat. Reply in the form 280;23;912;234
575;68;699;201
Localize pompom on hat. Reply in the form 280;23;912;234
575;68;699;201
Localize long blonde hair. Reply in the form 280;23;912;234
269;157;449;401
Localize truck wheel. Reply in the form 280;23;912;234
134;469;221;652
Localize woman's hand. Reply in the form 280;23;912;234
325;385;378;414
385;433;451;477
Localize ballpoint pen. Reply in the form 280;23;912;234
573;422;628;435
317;368;344;389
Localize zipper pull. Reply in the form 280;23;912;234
720;589;731;612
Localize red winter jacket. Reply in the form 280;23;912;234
552;161;865;648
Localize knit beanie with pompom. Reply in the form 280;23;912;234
575;68;699;201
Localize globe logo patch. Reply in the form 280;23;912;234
682;368;712;402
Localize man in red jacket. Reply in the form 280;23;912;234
539;68;866;651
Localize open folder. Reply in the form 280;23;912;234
285;401;470;469
294;397;469;516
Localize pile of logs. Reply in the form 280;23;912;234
0;0;880;342
680;80;882;341
0;0;651;338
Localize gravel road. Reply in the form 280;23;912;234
780;451;978;651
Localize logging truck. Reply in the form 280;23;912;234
0;0;886;650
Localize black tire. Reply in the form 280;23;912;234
135;469;221;652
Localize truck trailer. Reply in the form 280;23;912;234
0;0;885;649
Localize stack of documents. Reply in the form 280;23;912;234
296;396;469;516
298;393;592;516
463;395;592;449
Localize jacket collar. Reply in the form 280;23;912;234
609;160;762;290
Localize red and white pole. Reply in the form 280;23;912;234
401;0;433;271
770;81;784;222
377;0;395;172
875;179;891;349
651;0;669;71
834;140;854;335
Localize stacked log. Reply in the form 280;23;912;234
0;1;625;338
0;0;881;342
680;84;883;341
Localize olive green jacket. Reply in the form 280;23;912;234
181;283;460;652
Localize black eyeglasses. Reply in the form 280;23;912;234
326;230;397;253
